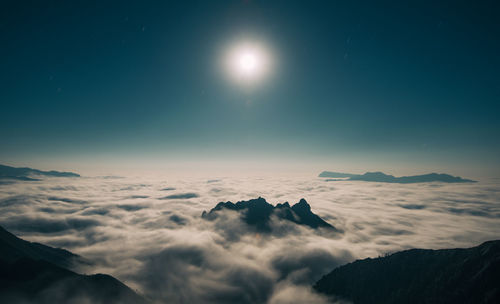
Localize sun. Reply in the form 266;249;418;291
231;47;264;79
238;51;258;75
224;41;271;85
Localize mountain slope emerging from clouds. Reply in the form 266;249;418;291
202;197;337;232
314;240;500;304
0;258;147;304
320;171;476;183
0;225;82;269
0;225;148;304
0;164;80;180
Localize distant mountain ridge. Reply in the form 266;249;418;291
318;172;358;178
202;197;338;232
319;171;476;183
0;225;147;303
0;164;80;181
314;240;500;304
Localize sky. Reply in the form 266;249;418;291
1;0;499;176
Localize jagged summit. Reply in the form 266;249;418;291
293;198;311;211
202;197;337;232
276;201;291;208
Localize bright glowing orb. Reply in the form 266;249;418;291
238;52;258;74
224;41;272;85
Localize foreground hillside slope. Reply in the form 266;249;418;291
0;225;82;269
0;225;148;304
314;240;500;304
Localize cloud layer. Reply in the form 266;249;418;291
1;175;499;303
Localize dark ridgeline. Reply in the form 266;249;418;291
0;225;148;304
314;240;500;304
319;171;476;183
0;226;82;269
0;258;146;304
202;197;338;232
0;164;80;181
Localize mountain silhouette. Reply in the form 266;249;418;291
319;171;476;183
0;226;148;304
202;197;337;232
0;164;80;181
318;171;358;178
0;225;84;269
314;240;500;304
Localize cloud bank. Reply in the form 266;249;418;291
0;175;499;303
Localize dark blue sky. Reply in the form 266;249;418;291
1;1;499;175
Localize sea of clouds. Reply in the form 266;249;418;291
1;174;499;303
